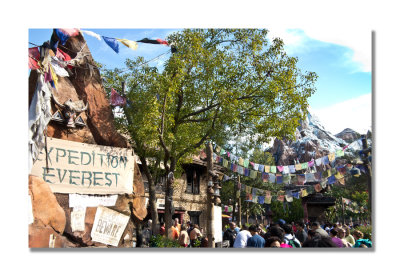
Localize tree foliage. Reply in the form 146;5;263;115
102;28;317;231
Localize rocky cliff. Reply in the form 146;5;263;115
335;128;360;143
28;30;147;248
269;112;370;165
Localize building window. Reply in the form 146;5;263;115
188;211;202;227
186;167;200;194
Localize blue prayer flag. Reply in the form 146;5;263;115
102;36;119;53
55;29;70;45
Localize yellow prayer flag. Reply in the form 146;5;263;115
265;166;270;173
50;65;58;88
335;172;343;180
117;38;138;50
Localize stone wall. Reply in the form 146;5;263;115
148;170;210;233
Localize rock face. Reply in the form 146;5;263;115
270;113;349;164
29;175;66;234
335;128;360;143
28;31;147;247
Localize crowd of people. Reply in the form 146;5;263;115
143;218;209;247
142;217;372;248
222;220;372;248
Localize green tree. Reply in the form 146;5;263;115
323;173;370;224
102;28;317;234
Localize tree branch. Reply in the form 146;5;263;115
176;105;220;160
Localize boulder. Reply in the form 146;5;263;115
29;224;72;248
29;175;66;234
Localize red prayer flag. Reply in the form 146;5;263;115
56;48;73;69
156;38;169;46
59;28;80;37
110;88;126;106
29;47;40;69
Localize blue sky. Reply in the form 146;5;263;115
29;28;371;135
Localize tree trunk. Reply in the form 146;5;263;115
238;176;242;228
164;169;175;237
206;142;215;248
246;201;249;224
139;156;159;235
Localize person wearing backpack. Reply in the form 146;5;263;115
282;223;302;248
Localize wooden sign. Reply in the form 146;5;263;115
91;206;130;247
31;137;134;194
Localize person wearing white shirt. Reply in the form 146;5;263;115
233;225;252;248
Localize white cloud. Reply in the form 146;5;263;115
267;26;371;73
310;93;372;135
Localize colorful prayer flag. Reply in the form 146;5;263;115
285;195;293;202
102;36;119;53
28;47;40;70
55;28;80;45
276;174;283;184
336;149;344;157
305;173;315;183
116;38;138;50
137;38;169;46
81;30;101;40
283;166;290;174
297;174;305;185
268;173;276;184
262;172;269;182
283;174;291;185
328;175;336;185
270;166;276;173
